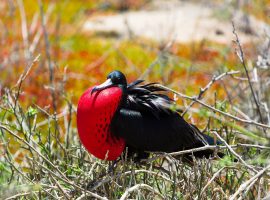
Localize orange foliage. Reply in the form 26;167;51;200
196;47;219;62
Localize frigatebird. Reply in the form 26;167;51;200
77;70;220;161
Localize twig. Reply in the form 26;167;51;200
89;168;174;191
139;39;175;80
0;124;69;182
13;54;40;108
233;106;251;120
229;164;270;200
182;70;240;116
143;146;215;163
35;108;73;128
29;157;108;200
49;174;71;200
123;169;173;183
156;84;270;129
15;54;40;88
234;143;270;150
3;154;56;199
232;22;265;124
211;131;257;173
29;4;54;54
262;193;270;200
199;166;241;199
38;0;57;114
5;192;35;200
17;0;29;59
144;143;270;163
120;183;164;200
200;166;226;195
169;145;220;156
29;12;39;35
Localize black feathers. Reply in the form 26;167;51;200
126;81;173;118
110;78;221;160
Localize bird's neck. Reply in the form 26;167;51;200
116;85;128;108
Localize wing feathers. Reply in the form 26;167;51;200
111;108;204;152
126;81;173;117
111;80;216;155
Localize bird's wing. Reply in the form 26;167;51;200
111;108;208;152
111;81;211;152
126;81;175;118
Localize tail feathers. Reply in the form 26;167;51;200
189;124;222;146
191;148;224;159
188;124;224;159
201;133;223;145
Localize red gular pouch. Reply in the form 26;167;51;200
77;86;126;160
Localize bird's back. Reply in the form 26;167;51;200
111;81;211;155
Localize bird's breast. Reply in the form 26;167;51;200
77;86;125;160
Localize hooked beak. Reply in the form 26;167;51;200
91;79;113;95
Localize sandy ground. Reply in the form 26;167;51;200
83;0;269;44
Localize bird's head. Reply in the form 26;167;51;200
92;70;127;94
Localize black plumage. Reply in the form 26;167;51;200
94;70;221;160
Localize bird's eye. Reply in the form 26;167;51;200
112;77;116;83
106;70;127;86
111;76;120;84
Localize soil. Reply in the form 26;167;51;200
83;0;269;44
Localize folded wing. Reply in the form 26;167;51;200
111;81;209;153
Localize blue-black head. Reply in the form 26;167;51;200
92;70;127;94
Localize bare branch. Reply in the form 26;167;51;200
211;131;257;173
120;183;164;200
232;21;265;125
156;84;270;129
182;70;240;116
229;164;270;200
17;0;29;59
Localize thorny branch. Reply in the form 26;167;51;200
156;84;270;129
211;131;257;173
13;54;40;108
232;22;265;125
119;183;164;200
182;70;240;116
229;164;270;200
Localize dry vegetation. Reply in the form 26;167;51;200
0;0;269;199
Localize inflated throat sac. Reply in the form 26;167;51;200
77;86;125;160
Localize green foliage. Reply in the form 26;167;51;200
26;106;38;117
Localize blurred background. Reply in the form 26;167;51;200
0;0;270;199
0;0;269;108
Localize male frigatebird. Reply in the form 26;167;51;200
77;70;220;161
